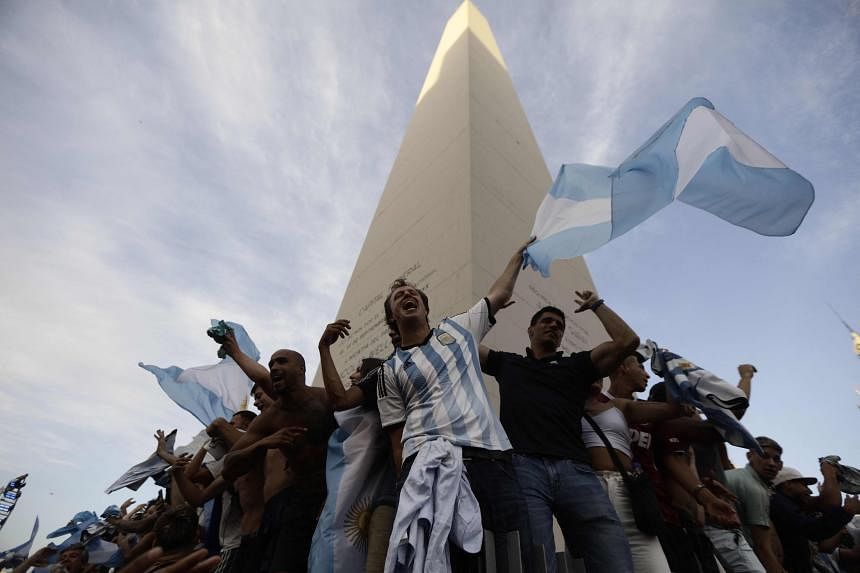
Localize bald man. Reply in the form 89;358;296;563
223;348;334;573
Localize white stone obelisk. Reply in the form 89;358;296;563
314;1;608;393
314;2;609;558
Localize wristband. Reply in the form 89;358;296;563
590;299;605;312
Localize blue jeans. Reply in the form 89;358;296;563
513;454;634;573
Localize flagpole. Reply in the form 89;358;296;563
827;302;857;333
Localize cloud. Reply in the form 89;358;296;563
1;0;858;550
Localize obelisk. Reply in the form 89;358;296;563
314;1;608;407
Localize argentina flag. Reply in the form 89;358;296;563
524;97;814;276
641;340;763;455
309;406;395;573
139;320;259;426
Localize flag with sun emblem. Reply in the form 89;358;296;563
309;406;395;573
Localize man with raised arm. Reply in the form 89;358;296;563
318;321;398;412
213;330;296;571
378;239;534;572
221;347;335;573
479;294;639;573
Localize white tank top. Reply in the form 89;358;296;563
581;406;632;458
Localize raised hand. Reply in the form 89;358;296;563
319;319;351;348
515;237;537;268
153;430;171;456
737;364;757;377
220;329;240;358
573;290;601;313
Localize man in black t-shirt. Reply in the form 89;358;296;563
480;291;639;573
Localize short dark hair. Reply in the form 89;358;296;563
60;543;89;564
250;382;259;394
154;504;199;552
360;357;385;377
233;410;257;424
530;305;566;327
647;381;667;403
755;436;783;454
384;278;429;325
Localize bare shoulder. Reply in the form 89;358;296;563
309;386;330;404
302;387;333;417
611;397;634;414
246;403;286;437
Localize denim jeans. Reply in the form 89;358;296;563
513;455;634;573
703;525;765;573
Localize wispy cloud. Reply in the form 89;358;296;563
1;0;858;550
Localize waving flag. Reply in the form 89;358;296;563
139;320;259;425
524;97;814;276
641;340;763;455
0;516;38;568
105;430;175;494
309;407;396;573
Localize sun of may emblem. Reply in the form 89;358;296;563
344;495;373;552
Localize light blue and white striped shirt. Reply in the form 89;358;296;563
378;298;512;460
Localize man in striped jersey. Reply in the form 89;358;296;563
378;239;535;572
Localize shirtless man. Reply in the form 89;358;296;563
221;344;335;573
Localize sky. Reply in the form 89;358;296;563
1;0;859;551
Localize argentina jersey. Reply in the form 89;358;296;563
377;298;512;459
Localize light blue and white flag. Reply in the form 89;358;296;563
0;516;38;567
641;340;763;455
139;320;260;426
105;430;176;494
82;537;124;568
46;511;98;540
309;407;396;573
524;97;814;276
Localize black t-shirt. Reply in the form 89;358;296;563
356;366;383;410
484;349;600;463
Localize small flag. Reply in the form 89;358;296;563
524;97;814;276
139;320;260;426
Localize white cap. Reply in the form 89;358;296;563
773;467;817;488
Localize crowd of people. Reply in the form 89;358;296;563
9;240;860;573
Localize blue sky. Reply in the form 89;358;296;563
1;0;858;550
